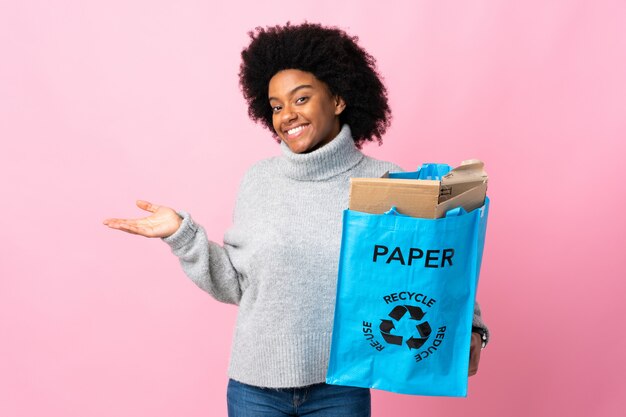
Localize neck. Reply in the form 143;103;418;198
279;124;364;181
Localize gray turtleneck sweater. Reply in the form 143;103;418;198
162;124;488;388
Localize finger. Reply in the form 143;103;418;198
468;354;478;376
113;222;151;237
103;217;127;224
103;218;122;226
104;218;142;227
468;338;481;376
136;200;160;213
104;219;148;234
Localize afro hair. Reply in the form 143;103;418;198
239;22;391;147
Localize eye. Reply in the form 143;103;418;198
271;105;282;113
296;96;309;104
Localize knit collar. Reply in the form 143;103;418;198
279;124;364;181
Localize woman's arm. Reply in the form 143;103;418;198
103;199;244;305
161;210;243;305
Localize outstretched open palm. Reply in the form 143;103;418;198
103;200;182;238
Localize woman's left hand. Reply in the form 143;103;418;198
468;332;482;376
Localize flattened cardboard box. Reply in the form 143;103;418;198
349;160;488;218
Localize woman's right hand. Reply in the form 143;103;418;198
102;200;183;238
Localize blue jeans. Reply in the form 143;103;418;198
227;379;371;417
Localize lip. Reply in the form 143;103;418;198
283;123;310;140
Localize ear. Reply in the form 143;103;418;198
334;95;346;115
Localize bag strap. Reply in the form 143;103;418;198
444;206;467;217
384;206;408;217
384;205;468;218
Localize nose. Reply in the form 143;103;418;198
281;104;297;124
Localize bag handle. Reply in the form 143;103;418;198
387;163;452;180
384;205;468;218
444;206;467;218
384;206;408;217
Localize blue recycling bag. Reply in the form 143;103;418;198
326;166;489;397
386;162;452;180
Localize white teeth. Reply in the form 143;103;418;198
287;125;306;135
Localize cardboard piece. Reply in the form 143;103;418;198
349;159;488;218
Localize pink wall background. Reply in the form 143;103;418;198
1;1;625;416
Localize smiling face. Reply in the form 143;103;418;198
268;69;346;154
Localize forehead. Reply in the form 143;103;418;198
268;69;325;97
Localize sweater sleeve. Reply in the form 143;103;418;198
160;210;242;305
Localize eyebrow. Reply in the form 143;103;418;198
268;84;314;101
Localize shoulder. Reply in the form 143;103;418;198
230;156;280;219
246;155;281;174
238;156;280;189
353;154;404;177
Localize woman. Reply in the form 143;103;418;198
103;22;488;417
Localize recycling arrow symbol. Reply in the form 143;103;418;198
379;305;432;350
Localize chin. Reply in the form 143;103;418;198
282;137;311;154
286;143;311;154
